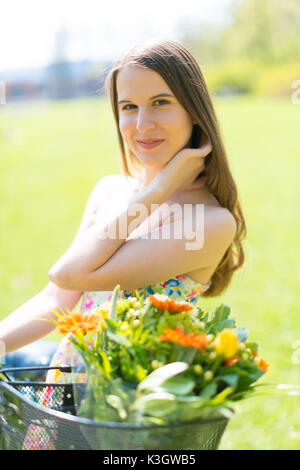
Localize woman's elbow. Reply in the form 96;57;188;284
48;267;71;290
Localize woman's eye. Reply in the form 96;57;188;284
121;104;136;111
121;100;169;111
153;99;169;106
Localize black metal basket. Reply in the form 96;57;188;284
0;366;230;450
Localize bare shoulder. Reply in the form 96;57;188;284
98;173;139;200
205;205;236;231
93;174;126;202
92;174;138;216
185;206;236;283
203;205;237;248
95;174;123;191
96;174;136;194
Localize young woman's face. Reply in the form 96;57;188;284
116;65;194;171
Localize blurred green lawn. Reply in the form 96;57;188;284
0;95;299;449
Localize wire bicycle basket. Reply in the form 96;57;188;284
0;365;230;450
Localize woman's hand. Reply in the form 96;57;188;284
150;133;212;198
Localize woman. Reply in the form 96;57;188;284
0;38;246;379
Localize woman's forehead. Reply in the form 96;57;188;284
116;64;172;98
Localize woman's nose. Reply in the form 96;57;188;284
136;110;156;132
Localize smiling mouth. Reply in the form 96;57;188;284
137;140;165;149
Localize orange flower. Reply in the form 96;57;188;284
159;326;209;351
56;311;104;335
251;351;269;372
258;357;269;372
225;356;240;366
149;294;193;313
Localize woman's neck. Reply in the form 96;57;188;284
132;172;207;196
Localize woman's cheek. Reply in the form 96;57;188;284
119;127;136;155
119;122;129;144
119;115;134;137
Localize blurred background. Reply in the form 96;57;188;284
0;0;299;449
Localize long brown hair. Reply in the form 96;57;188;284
105;38;246;297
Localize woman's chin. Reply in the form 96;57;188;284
137;154;168;168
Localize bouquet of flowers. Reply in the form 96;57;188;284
49;284;269;428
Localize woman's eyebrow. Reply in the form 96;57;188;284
118;93;174;105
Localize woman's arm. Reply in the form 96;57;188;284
48;146;236;292
49;146;211;286
48;181;166;284
0;176;108;354
0;286;82;354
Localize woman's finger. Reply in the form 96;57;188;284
198;135;212;156
200;140;212;156
188;137;212;158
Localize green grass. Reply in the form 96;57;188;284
0;95;299;449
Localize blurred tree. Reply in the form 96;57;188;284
180;0;300;65
222;0;274;63
176;20;226;64
47;26;76;99
222;0;300;64
271;0;300;62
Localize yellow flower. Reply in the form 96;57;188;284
214;328;239;359
93;301;111;319
128;296;141;309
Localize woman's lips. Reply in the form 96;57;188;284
137;140;164;150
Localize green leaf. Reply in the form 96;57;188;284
137;362;188;392
194;405;233;420
99;350;112;379
107;331;131;347
179;403;233;422
106;394;127;420
200;382;218;401
206;304;235;334
182;347;198;364
36;316;57;326
156;376;195;396
246;342;259;354
176;395;205;404
176;403;208;422
207;386;233;405
250;383;300;398
156;318;169;336
105;318;119;332
132;392;178;417
217;374;239;388
135;364;147;382
213;303;230;322
137;416;164;425
109;285;120;321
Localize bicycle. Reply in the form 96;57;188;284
0;364;230;450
